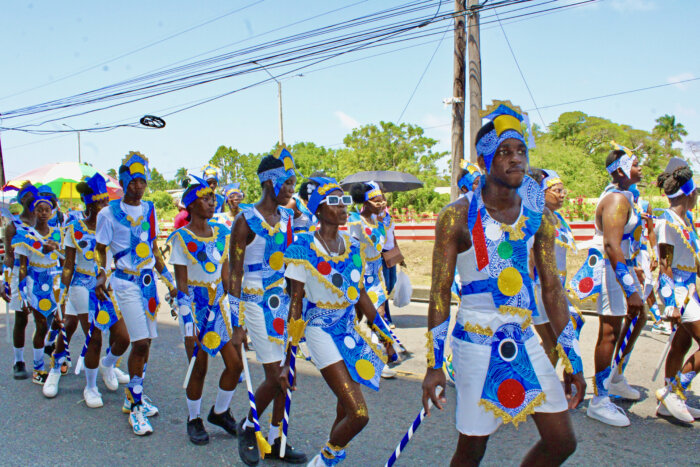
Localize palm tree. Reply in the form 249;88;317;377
653;114;688;153
106;168;117;178
175;167;188;185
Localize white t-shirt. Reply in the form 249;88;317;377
96;201;158;273
655;210;697;271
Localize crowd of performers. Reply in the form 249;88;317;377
2;99;699;466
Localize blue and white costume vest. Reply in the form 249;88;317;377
109;200;160;319
453;176;547;425
284;233;386;391
348;212;388;308
241;206;294;344
659;209;699;289
215;193;226;213
167;222;232;356
292;195;318;234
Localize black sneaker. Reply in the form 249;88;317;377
268;437;308;464
13;362;28;380
32;370;48;385
236;418;260;466
187;417;210;445
44;343;55;357
207;406;237;436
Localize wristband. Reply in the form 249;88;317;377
228;294;242;328
613;261;637;298
425;320;448;369
658;273;677;309
158;267;176;290
370;314;393;344
287;317;307;347
556;320;583;375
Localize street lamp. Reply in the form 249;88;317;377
62;123;81;164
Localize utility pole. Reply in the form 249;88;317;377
277;81;284;145
467;0;482;165
62;123;82;163
0;129;6;188
449;0;466;201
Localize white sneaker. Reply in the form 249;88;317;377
608;375;641;400
83;387;104;408
306;454;324;467
99;362;118;391
42;371;61;398
113;366;130;385
655;387;694;423
122;395;159;416
129;404;153;436
381;366;396;379
586;396;631;427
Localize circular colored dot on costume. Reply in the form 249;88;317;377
368;291;378;303
350;269;361;283
269;251;284;271
497;241;513;260
622;274;634;286
364;228;372;236
684;230;690;240
578;277;594;294
202;331;221;350
370;235;377;244
39;299;52;311
142;274;152;286
41;284;49;292
135;242;150;258
196;251;207;262
355;359;375;381
588;255;598;267
272;317;285;335
33;241;41;249
497;378;525;409
74;231;83;240
50;253;57;260
660;286;672;298
346;286;358;301
148;297;157;313
317;261;332;275
141;222;150;231
367;276;374;284
352;254;362;268
498;339;517;361
268;295;280;309
633;226;642;241
96;310;110;325
52;232;60;241
485;223;502;241
78;240;88;248
497;267;522;297
187;242;198;252
85;251;94;260
343;336;356;349
216;241;225;251
274;232;285;245
204;262;216;273
331;273;344;288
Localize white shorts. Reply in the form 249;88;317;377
673;288;700;324
243;300;284;364
65;286;89;316
533;283;549;325
638;250;653;299
9;267;21;311
596;260;642;317
305;325;342;369
451;332;568;436
113;278;157;342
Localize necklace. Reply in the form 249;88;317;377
317;232;341;257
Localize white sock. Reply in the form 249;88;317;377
102;351;119;368
85;367;98;389
214;388;234;414
268;422;280;444
187;398;201;421
32;348;44;363
13;347;24;363
243;418;255;430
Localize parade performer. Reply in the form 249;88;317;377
215;183;246;228
421;101;584;466
529;169;585;361
653;163;700;423
37;185;64;228
458;161;482;196
228;148;307;465
95;151;177;436
582;143;646;427
44;174;131;406
288;172;324;234
202;164;226;213
167;174;244;445
281;176;395;466
13;193;63;385
2;183;38;380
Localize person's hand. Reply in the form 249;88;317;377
650;257;658;272
279;364;296;393
626;292;644;320
669;306;682;326
564;371;586;409
421;367;447;416
42;240;59;253
95;271;108;302
399;260;407;269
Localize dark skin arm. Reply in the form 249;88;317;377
422;198;471;415
94;243;109;302
644;203;658;270
227;214;255;298
658;243;685;326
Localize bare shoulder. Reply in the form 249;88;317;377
536;206;557;238
437;196;469;228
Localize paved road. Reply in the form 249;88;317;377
0;297;697;466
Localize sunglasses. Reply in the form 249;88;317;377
321;195;352;206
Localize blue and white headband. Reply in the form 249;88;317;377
30;195;53;212
306;177;342;214
202;164;222;183
82;173;109;205
258;147;296;196
119;151;150;187
458;161;481;192
182;174;214;207
667;178;696;199
607;141;637;179
364;181;382;201
223;183;244;199
475;100;534;173
17;184;38;204
540;169;563;191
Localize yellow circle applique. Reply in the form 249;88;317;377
368;291;378;304
135;242;150;258
96;310;110;325
130;162;146;175
283;157;294;171
204;262;216;273
346;286;358;301
85;251;94;260
497;267;523;297
50;252;57;260
355;359;375;380
269;251;284;271
39;299;52;311
202;331;221;350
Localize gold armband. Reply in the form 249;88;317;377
287;317;307;347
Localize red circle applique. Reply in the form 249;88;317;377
555;230;560;237
684;230;690;240
187;242;198;252
497;378;525;409
148;297;157;312
364;228;372;236
273;317;285;335
317;261;331;275
33;241;41;249
578;277;594;294
74;231;83;240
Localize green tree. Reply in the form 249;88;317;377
209;146;265;201
148;167;169;192
174;167;188;185
653;114;688;153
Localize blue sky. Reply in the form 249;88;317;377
1;0;698;181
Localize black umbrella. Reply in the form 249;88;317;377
340;171;423;193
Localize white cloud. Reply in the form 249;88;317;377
609;0;656;11
334;110;359;130
667;72;696;91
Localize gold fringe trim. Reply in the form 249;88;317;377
219;294;233;338
355;321;388;364
242;287;264;296
188;277;222;288
283;258;345;298
567;292;599;309
555;343;573;374
498;305;531;319
315;301;348;310
500;215;529;241
674;264;696;272
478;391;547;428
520;316;532;331
461;321;494;336
310;235;351;262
